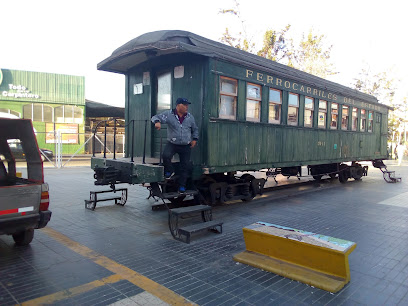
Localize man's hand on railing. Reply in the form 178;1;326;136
154;122;161;130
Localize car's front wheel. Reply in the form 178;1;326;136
12;229;34;246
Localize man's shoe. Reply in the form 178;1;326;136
165;172;175;179
178;186;186;193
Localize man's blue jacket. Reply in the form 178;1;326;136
151;109;199;146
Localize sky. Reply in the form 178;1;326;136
1;0;407;107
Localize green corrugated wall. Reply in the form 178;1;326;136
0;68;85;154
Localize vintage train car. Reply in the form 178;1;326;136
92;30;390;204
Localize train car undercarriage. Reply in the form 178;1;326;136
91;158;401;209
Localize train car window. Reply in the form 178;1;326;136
219;77;237;120
288;93;299;126
318;100;327;129
341;106;349;130
268;89;282;124
246;83;261;122
368;111;373;132
304;97;314;127
330;103;338;129
352;107;358;131
360;109;366;131
157;72;172;111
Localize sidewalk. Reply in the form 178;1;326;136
1;162;408;305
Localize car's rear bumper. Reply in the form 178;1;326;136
0;210;52;235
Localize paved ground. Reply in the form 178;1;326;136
0;160;407;305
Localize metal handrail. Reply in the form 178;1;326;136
92;119;149;164
143;120;147;164
113;119;117;160
92;120;109;157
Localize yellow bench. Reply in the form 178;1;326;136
233;222;356;293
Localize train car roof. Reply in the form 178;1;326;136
98;30;380;105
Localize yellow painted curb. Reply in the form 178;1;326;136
233;222;356;293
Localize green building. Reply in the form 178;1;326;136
0;68;85;154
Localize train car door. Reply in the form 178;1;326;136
152;70;172;158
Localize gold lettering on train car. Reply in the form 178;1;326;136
344;97;355;105
244;69;344;104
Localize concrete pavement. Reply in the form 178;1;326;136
0;160;407;305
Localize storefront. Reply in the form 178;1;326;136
0;68;85;154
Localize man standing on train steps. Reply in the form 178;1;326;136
151;98;199;193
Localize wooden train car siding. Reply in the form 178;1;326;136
201;58;388;172
97;30;389;179
124;54;205;165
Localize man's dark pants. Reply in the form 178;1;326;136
163;142;191;187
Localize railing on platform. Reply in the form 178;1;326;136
92;119;149;164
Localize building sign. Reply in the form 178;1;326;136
45;123;79;144
2;83;41;99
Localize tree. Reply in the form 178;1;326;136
219;1;336;78
294;30;337;78
352;66;395;99
257;25;296;67
219;0;255;53
256;27;337;78
351;65;407;144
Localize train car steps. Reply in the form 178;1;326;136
168;205;223;243
85;188;128;211
178;221;223;244
372;160;402;183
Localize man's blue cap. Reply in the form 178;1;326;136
176;97;191;105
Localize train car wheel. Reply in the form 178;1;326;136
240;174;255;181
241;195;255;202
339;169;348;183
240;174;255;201
313;175;322;181
353;167;364;180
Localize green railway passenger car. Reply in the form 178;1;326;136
92;30;390;204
